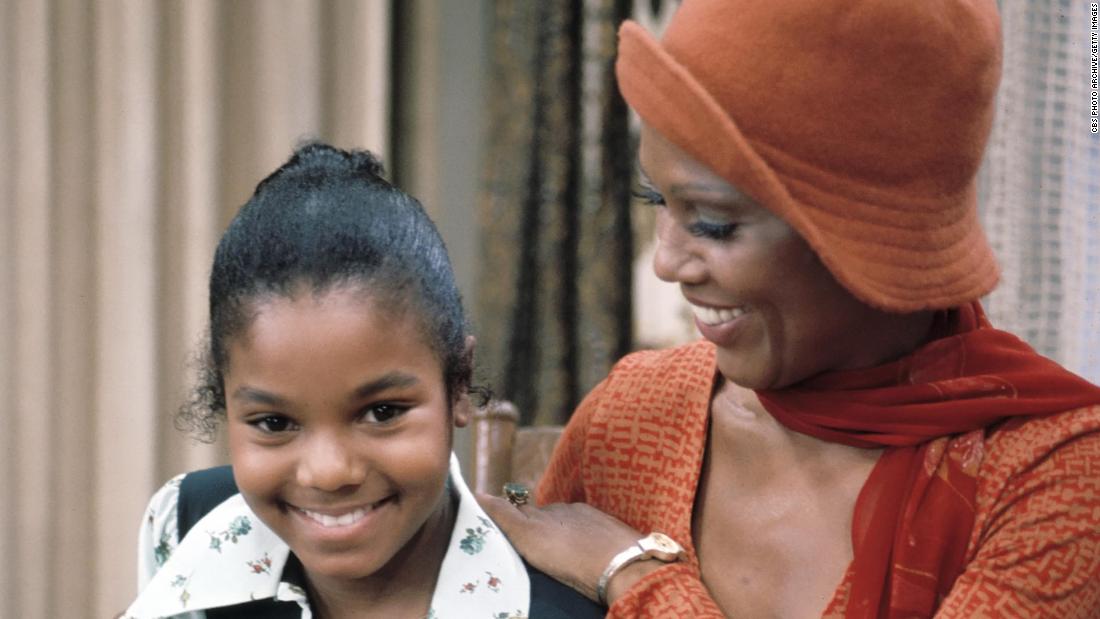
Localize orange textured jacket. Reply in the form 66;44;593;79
537;341;1100;618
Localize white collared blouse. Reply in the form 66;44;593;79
124;454;530;619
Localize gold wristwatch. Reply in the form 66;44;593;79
596;532;685;605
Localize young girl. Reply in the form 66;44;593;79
123;143;602;619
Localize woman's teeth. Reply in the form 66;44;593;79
693;305;745;326
298;506;371;528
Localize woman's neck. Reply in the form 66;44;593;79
848;309;940;370
306;488;458;619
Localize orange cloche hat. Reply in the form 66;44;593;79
616;0;1003;312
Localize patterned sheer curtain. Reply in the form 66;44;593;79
0;2;389;617
478;0;636;426
979;1;1100;383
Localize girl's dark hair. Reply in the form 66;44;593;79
179;142;471;440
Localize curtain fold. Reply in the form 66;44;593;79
979;1;1100;382
478;0;635;426
0;2;390;616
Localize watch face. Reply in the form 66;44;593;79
640;532;684;562
650;533;679;552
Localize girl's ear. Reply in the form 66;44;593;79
463;334;477;365
453;335;477;429
453;393;472;428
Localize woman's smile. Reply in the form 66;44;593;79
641;122;936;389
689;302;746;327
688;300;751;348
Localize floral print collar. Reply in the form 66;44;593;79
124;454;530;618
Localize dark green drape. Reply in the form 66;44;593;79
477;0;635;426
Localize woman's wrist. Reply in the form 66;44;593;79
597;532;686;606
604;558;665;606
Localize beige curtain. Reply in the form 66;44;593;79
0;1;390;617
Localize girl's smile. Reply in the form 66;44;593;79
287;496;392;546
293;500;385;529
224;283;467;587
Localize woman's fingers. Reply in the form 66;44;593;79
477;493;642;601
479;492;531;529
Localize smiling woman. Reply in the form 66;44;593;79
121;143;603;619
639;126;937;392
477;1;1100;618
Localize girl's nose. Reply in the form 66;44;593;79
652;211;706;284
296;432;366;492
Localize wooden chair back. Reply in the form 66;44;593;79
470;400;563;496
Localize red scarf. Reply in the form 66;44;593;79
756;302;1100;618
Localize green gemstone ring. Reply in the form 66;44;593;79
503;482;530;507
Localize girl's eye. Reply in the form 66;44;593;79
249;415;297;434
631;185;666;206
361;403;409;425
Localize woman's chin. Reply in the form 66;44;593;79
715;350;780;391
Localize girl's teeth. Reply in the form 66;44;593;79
300;506;370;528
694;305;745;326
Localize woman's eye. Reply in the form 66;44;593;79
631;185;666;206
249;415;297;434
686;207;740;240
361;403;409;425
687;219;740;240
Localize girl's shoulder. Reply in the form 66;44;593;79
526;562;605;619
175;466;239;537
128;468;301;619
138;473;187;575
139;465;239;564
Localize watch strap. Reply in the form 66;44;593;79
595;532;684;606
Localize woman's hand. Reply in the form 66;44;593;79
477;494;662;605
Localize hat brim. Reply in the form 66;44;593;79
616;22;999;312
